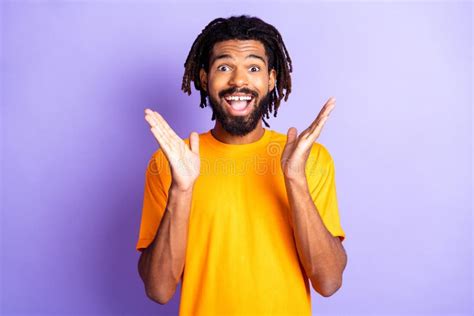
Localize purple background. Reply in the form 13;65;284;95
1;1;472;315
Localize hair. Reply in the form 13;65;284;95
181;15;293;127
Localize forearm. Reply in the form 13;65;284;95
140;183;193;303
284;176;347;296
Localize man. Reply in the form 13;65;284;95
136;15;347;315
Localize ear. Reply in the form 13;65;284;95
199;68;208;92
268;69;276;92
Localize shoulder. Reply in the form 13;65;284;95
305;143;337;185
310;142;334;164
305;142;336;180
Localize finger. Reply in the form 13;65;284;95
308;102;335;135
189;132;199;155
145;109;161;127
317;98;335;120
152;111;182;142
144;108;154;116
309;97;336;130
324;100;336;116
323;96;336;111
145;114;159;128
307;115;330;142
145;109;176;139
315;115;330;135
146;115;176;156
146;111;183;154
145;111;174;150
150;126;173;157
282;127;298;156
286;127;298;145
149;121;174;150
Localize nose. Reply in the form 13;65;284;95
228;67;248;87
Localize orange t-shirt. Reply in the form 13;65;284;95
136;128;346;315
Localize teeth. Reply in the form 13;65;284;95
225;95;252;101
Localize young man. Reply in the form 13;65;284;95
136;15;347;315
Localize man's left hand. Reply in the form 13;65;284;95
281;97;336;181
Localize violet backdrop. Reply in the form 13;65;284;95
1;1;472;315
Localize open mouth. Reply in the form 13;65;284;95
223;94;255;114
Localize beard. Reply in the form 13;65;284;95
208;88;271;136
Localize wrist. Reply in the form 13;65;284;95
170;181;195;194
282;159;307;183
284;173;307;188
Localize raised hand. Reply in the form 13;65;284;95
144;109;200;191
281;97;336;181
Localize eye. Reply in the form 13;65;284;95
217;65;231;72
249;66;260;72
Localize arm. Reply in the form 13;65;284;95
138;109;200;304
284;175;347;297
281;97;347;297
138;184;193;304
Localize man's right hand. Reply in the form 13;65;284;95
144;109;200;191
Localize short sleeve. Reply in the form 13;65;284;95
306;143;346;242
135;149;171;252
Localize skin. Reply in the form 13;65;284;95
138;111;198;304
281;97;348;296
138;39;347;303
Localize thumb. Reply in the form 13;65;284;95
189;132;199;154
286;127;298;145
283;127;298;155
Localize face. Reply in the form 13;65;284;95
200;39;276;136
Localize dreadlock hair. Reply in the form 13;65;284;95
181;15;293;127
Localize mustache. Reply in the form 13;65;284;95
218;87;258;99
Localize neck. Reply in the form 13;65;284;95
211;121;265;145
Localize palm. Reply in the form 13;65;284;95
144;109;200;191
281;97;336;180
166;139;200;187
281;132;311;177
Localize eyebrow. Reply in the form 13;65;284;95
211;54;267;66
